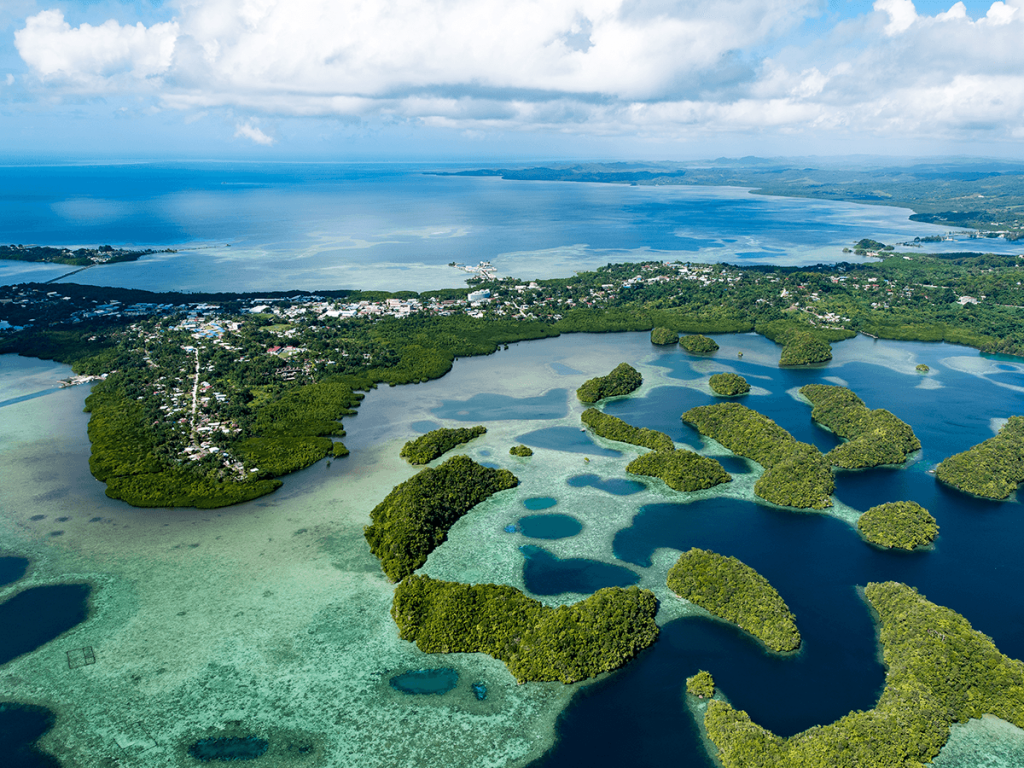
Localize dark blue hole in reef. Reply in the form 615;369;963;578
472;682;488;701
188;736;269;762
520;545;639;596
0;584;91;666
0;557;30;588
518;514;583;540
522;496;557;511
0;702;60;768
389;668;459;695
566;474;645;496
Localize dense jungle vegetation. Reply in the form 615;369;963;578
399;426;487;465
857;501;938;550
687;670;716;699
626;450;731;493
84;378;365;507
390;575;659;683
668;548;800;653
682;403;834;509
935;416;1024;499
509;444;534;457
799;384;921;468
364;456;519;581
709;373;750;396
650;326;678;345
576;362;643;403
778;332;833;365
581;408;675;452
704;581;1024;768
680;334;719;354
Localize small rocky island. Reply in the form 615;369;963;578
680;334;719;354
857;501;938;550
650;326;679;345
709;373;750;396
576;362;643;403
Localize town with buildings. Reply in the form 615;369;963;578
3;246;1023;479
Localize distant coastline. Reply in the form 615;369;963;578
428;162;1024;241
0;244;171;268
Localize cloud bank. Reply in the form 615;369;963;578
11;0;1024;147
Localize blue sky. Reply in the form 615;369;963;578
1;0;1022;160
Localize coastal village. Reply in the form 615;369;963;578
2;249;1022;478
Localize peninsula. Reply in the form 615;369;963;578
704;582;1024;767
0;244;167;267
934;416;1024;499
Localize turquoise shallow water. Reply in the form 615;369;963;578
2;331;1024;767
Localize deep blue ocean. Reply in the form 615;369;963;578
2;162;1020;292
521;339;1024;767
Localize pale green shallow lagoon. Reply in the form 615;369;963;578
2;332;1024;767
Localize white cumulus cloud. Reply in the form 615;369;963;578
14;10;178;87
10;0;1024;149
875;0;918;35
234;119;274;145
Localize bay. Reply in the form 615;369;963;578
2;162;1017;292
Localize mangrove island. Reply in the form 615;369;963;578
576;362;643;403
704;581;1024;767
682;403;834;509
390;576;659;684
857;501;938;550
668;548;800;653
400;426;487;465
934;415;1024;499
364;456;519;581
799;384;921;468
